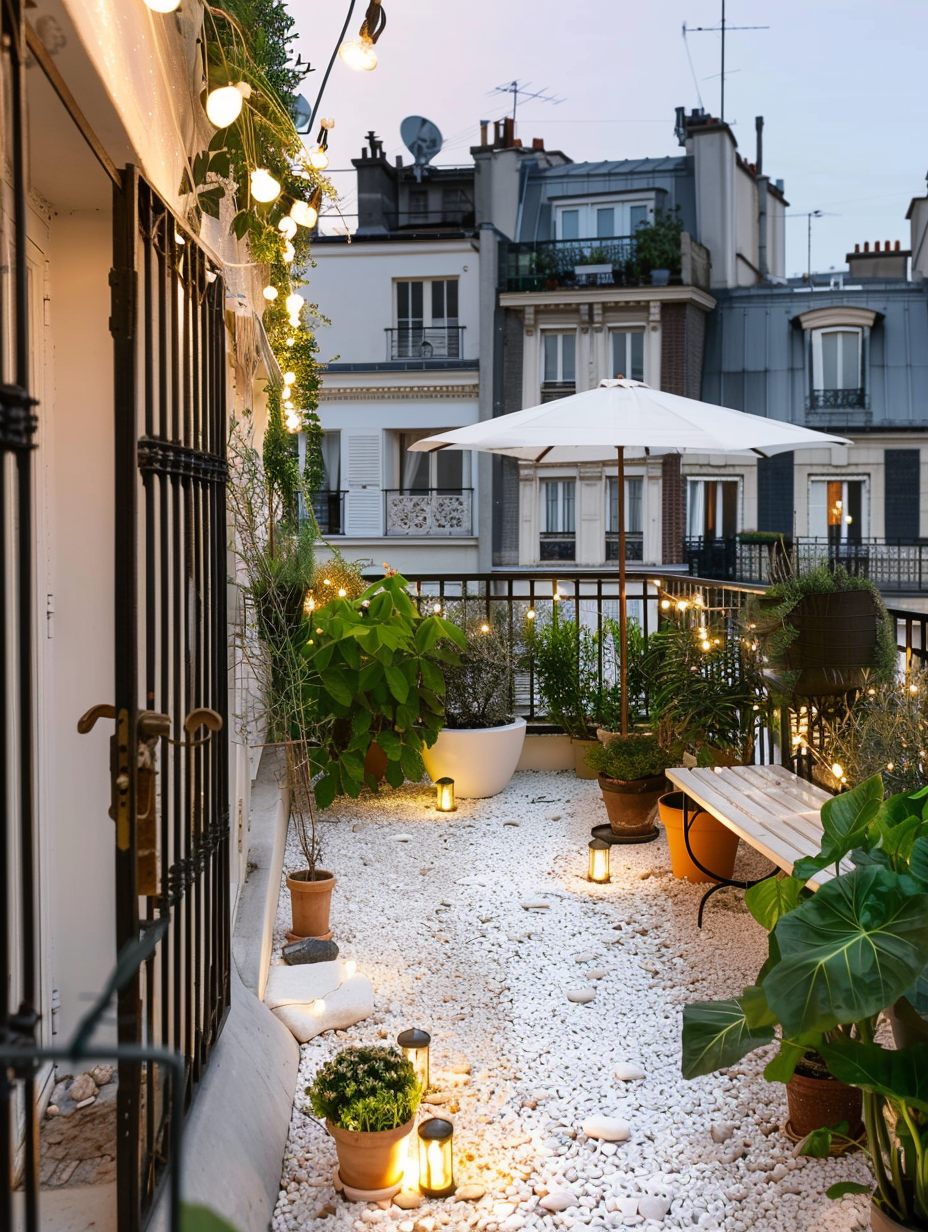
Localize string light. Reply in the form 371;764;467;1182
250;168;281;203
339;3;387;74
286;337;296;347
285;292;304;318
282;240;296;263
290;194;320;229
278;216;298;240
284;371;297;385
526;609;536;620
263;285;278;301
205;84;244;128
480;623;490;633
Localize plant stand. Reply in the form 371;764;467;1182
333;1170;403;1204
590;823;658;845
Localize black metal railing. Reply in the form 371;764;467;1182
387;209;475;230
810;387;866;409
310;490;347;535
606;533;644;562
384;488;473;536
506;236;660;292
685;536;928;592
385;326;465;361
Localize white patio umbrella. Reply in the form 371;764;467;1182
409;379;851;736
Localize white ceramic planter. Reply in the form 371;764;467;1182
422;718;527;799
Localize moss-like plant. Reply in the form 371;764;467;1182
584;734;671;781
307;1046;421;1132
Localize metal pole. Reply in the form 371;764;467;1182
720;0;726;122
618;446;628;737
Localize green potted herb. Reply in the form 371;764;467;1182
303;573;466;809
584;734;671;837
307;1046;421;1196
745;563;897;701
421;604;526;799
681;775;928;1231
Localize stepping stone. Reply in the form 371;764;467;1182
614;1063;645;1081
573;952;598;962
456;1184;486;1202
539;1192;578;1212
566;988;595;1004
582;1115;630;1142
265;964;374;1043
521;899;550;910
391;834;414;842
503;820;520;827
587;969;606;980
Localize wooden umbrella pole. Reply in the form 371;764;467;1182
617;446;628;737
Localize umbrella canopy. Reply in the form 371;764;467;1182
409;380;851;739
409;379;851;462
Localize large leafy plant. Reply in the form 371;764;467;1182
681;775;928;1227
303;574;466;808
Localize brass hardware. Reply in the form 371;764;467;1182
166;707;223;748
77;702;116;734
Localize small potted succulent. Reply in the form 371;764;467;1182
307;1045;422;1198
584;734;671;837
420;604;526;798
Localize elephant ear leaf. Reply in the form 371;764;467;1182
819;1040;928;1114
681;997;775;1079
762;1031;823;1083
794;774;883;883
765;866;928;1036
907;836;928;889
745;875;803;930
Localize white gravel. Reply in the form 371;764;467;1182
271;771;872;1232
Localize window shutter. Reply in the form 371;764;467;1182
885;449;919;541
345;433;382;536
757;452;794;536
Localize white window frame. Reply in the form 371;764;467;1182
541;330;577;385
607;475;644;535
811;327;862;393
609;329;646;382
807;474;869;542
554;195;656;241
394;277;460;329
686;476;742;539
397;430;470;491
542;478;576;534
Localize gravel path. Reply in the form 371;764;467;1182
271;771;871;1232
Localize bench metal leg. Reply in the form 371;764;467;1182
681;795;776;928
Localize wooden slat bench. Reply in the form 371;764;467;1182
664;764;848;925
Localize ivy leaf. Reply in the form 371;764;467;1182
208;150;232;179
232;210;251;241
192;150;211;185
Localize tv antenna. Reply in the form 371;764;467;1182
683;1;768;123
787;209;840;278
488;80;565;123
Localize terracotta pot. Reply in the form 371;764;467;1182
286;869;336;940
572;737;600;779
326;1117;414;1192
786;1067;863;1140
658;792;740;883
870;1200;923;1232
364;742;388;782
598;773;665;835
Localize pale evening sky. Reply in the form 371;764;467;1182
289;0;928;277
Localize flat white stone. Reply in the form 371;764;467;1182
264;962;342;1009
638;1196;670;1221
614;1064;646;1081
567;988;596;1004
270;974;374;1043
455;1184;486;1201
521;899;550;909
539;1191;578;1212
392;1192;424;1210
582;1115;630;1142
587;969;606;980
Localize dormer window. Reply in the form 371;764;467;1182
555;196;655;241
796;306;879;421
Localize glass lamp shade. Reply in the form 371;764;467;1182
278;216;298;240
289;200;318;229
250;168;281;203
285;293;304;318
588;838;611;883
205;85;243;128
418;1118;455;1197
396;1028;430;1090
435;778;456;812
338;35;378;71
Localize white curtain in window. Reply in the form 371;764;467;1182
321;432;341;491
687;480;705;538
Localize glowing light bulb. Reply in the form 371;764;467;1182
282;241;296;263
286;337;296;347
526;609;536;620
831;763;844;779
910;684;919;695
323;579;332;587
338;588;347;597
285;293;303;318
278;216;298;240
250;168;281;203
661;599;670;610
289;316;301;328
143;0;180;11
338;34;377;71
263;285;278;301
290;200;318;229
283;371;296;385
205;84;244;128
480;623;490;633
309;146;329;170
343;960;357;978
174;230;186;245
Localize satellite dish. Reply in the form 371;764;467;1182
400;116;443;170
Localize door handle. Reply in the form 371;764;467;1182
166;707;223;748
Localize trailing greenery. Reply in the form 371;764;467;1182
439;603;514;729
307;1046;421;1133
680;774;928;1228
744;564;897;702
584;734;671;781
302;574;466;809
644;614;765;763
633;206;683;275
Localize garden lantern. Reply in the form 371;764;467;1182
396;1028;430;1090
435;778;456;812
417;1117;455;1197
588;838;611;883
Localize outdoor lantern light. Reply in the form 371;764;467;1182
417;1118;455;1198
250;168;281;203
397;1028;431;1090
435;778;456;812
588;838;611;883
205;84;244;128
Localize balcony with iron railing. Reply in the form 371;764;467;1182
385;326;466;362
506;236;651;293
684;536;928;592
805;387;871;429
308;490;347;535
384;488;474;536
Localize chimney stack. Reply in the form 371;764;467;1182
755;115;764;175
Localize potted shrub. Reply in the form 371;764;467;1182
681;775;928;1230
584;734;671;837
634;206;683;285
303;573;466;809
420;604;526;798
528;614;601;778
745;563;897;701
307;1045;421;1199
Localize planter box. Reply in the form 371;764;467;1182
422;718;526;798
515;733;575;772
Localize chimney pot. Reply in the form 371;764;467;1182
532;137;544;151
854;243;860;253
480;120;489;147
864;242;870;252
886;240;891;250
875;241;881;252
895;239;901;251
